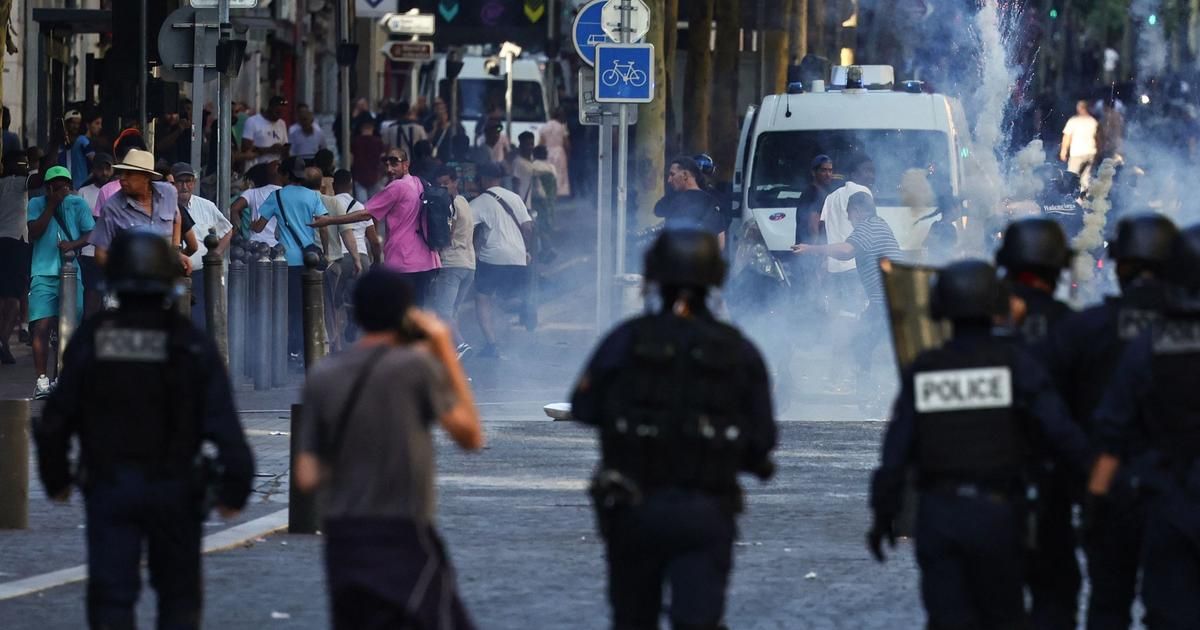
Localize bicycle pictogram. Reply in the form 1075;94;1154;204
600;59;648;88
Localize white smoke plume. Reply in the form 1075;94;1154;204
961;0;1016;219
1071;158;1118;286
1008;139;1047;201
1133;0;1167;79
900;168;935;211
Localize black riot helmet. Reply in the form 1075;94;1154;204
996;217;1072;272
644;229;727;289
1107;214;1178;267
106;228;179;297
930;259;1008;322
1164;224;1200;314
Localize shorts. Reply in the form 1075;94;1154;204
28;275;60;323
78;254;104;292
0;237;28;298
474;262;525;298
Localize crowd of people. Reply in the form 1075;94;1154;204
0;91;578;398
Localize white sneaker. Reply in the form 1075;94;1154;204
34;375;51;400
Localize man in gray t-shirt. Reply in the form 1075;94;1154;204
296;267;483;628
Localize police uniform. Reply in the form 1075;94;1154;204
869;260;1092;629
996;218;1080;629
1090;226;1200;630
1045;214;1177;629
571;230;777;630
34;230;254;629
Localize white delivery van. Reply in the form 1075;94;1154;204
733;65;968;255
424;54;552;144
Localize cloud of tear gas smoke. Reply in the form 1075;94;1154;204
961;0;1017;218
1133;0;1168;79
1072;158;1117;290
1008;139;1046;201
900;168;935;211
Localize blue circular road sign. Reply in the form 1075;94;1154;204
572;0;610;68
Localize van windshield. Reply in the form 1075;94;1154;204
439;79;547;122
748;129;953;207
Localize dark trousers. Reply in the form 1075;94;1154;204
288;265;303;357
1084;503;1144;630
1028;477;1081;630
324;517;475;630
915;491;1027;630
398;269;436;308
84;468;202;630
603;489;736;629
1141;491;1200;630
190;269;207;331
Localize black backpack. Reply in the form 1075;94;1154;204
418;178;454;250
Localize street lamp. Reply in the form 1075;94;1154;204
499;41;523;142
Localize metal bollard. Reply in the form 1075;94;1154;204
244;242;262;379
288;403;319;534
252;248;273;391
203;232;229;364
0;399;30;529
301;252;328;370
57;251;79;374
177;275;192;318
227;248;247;383
271;246;289;387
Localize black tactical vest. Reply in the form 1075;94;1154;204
1067;296;1162;431
77;309;202;481
912;341;1029;484
1146;318;1200;462
1013;284;1070;346
599;314;750;502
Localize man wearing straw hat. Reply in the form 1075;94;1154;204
90;148;189;275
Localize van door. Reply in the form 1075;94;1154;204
732;104;758;220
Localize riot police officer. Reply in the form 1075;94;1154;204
995;216;1080;629
1046;214;1179;629
868;260;1091;629
570;229;777;630
34;228;254;629
1088;223;1200;629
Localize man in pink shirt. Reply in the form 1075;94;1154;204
313;148;440;305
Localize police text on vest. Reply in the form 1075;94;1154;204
914;367;1013;413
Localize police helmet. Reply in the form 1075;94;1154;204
644;229;727;289
996;217;1072;271
1107;214;1178;265
1162;224;1200;314
106;228;179;296
930;259;1008;321
693;153;715;177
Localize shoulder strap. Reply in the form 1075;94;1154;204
274;189;307;246
324;345;389;459
485;189;523;230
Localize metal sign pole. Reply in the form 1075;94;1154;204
338;0;352;168
596;122;613;331
613;0;632;278
217;0;232;218
190;20;206;177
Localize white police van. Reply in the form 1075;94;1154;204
423;53;552;144
732;65;969;258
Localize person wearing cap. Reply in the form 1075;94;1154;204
173;162;233;329
26;165;94;398
91;148;187;274
242;96;290;170
294;268;482;629
77;152;115;317
251;156;329;361
91;130;147;216
34;228;254;630
0;151;29;365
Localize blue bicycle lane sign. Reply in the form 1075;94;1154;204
594;43;654;103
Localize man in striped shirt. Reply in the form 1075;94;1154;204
792;192;901;407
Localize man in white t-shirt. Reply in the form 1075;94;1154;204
469;162;532;358
1060;100;1099;189
230;162;282;248
173;162;233;328
242;96;290;170
287;104;327;161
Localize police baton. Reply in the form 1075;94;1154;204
202;231;229;364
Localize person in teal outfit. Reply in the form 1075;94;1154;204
27;165;93;399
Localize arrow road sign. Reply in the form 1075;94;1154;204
594;43;654;103
382;12;436;35
571;0;610;67
380;40;434;63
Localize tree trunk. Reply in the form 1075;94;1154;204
663;0;679;157
710;0;740;183
791;0;808;62
684;0;714;153
633;0;667;227
767;0;794;92
809;0;826;61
